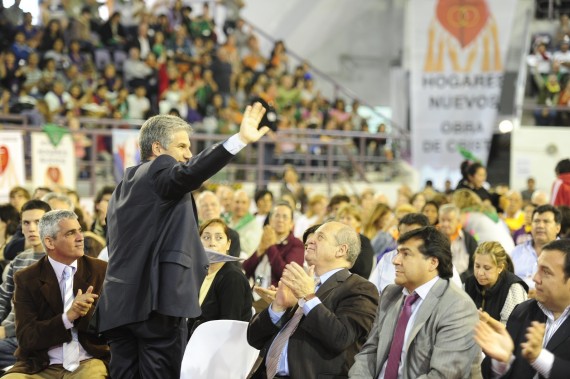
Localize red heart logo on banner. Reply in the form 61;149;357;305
47;167;61;183
436;0;490;48
0;146;8;173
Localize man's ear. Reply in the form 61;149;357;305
429;257;439;273
43;236;54;251
151;141;163;157
335;243;348;259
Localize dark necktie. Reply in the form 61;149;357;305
384;292;420;379
265;307;303;379
265;277;320;378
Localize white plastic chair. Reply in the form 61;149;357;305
180;320;259;379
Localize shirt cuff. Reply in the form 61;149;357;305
302;297;321;315
491;355;515;378
530;349;554;378
268;304;285;325
223;134;247;155
62;313;74;329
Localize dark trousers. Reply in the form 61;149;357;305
105;312;187;379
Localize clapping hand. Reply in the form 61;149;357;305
272;281;296;313
474;311;514;363
521;321;546;363
254;285;277;304
67;286;98;322
280;263;316;300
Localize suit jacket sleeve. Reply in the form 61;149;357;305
299;278;378;355
349;287;392;378
414;292;480;379
13;271;70;351
247;307;282;350
150;142;234;199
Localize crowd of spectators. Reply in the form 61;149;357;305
528;13;570;125
0;0;387;169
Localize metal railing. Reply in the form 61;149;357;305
0;116;402;197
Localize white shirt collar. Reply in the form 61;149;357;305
47;256;78;281
403;275;440;300
317;268;344;286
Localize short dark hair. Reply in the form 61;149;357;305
328;194;350;209
398;226;453;279
467;162;484;178
199;218;230;241
555;159;570;175
399;213;430;228
95;186;115;204
533;204;562;224
302;223;322;244
542;239;570;279
21;200;51;215
254;189;273;203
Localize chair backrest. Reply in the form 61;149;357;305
180;320;259;379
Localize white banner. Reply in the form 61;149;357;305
409;0;516;186
31;132;76;190
112;129;141;182
0;131;26;201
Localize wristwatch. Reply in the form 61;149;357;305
298;293;317;307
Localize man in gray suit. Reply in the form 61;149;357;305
349;226;481;379
97;103;269;379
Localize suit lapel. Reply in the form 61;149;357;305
375;287;405;373
315;269;350;299
546;312;570;351
74;256;92;295
404;278;447;351
39;257;64;316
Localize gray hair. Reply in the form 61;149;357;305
41;192;74;210
139;115;192;160
39;210;78;250
334;224;361;265
197;190;219;205
439;203;460;217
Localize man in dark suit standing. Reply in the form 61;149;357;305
476;239;570;379
246;221;379;379
4;210;108;377
98;103;269;379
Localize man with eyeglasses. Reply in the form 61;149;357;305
511;205;561;295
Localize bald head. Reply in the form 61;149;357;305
232;190;251;219
197;191;221;221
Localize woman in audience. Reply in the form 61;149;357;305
362;202;397;261
453;189;515;253
421;201;439;226
464;242;528;324
188;218;252;337
336;203;374;278
456;161;492;203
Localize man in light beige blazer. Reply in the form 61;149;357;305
349;226;481;379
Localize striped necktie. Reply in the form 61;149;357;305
62;266;80;372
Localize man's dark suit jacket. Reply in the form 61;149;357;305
482;299;570;379
246;269;379;379
98;142;234;333
8;255;108;374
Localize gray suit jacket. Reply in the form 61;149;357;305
349;278;482;379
